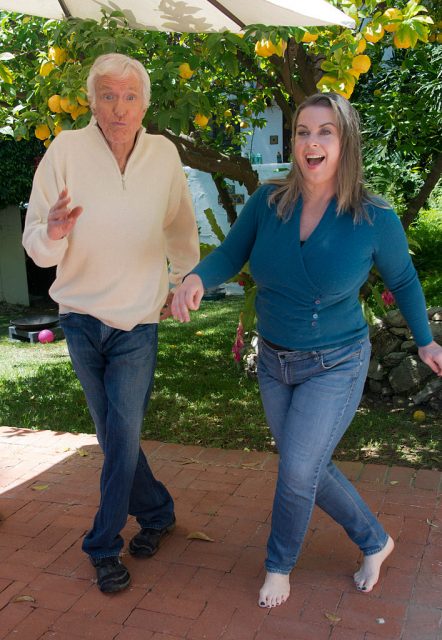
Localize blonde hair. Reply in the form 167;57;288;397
87;53;151;110
268;93;384;222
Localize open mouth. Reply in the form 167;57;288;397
306;154;325;166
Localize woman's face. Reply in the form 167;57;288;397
93;72;146;151
293;105;341;192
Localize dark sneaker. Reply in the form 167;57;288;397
91;556;131;593
129;517;176;558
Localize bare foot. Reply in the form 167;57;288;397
258;572;290;608
354;535;394;593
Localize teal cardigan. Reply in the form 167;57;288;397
193;184;432;350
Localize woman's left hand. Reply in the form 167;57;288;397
418;340;442;376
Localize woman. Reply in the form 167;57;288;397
23;53;199;593
171;93;442;608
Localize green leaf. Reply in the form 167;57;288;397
0;62;13;84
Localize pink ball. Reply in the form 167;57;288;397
38;329;55;343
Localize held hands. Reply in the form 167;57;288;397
171;274;204;322
418;341;442;376
47;188;83;241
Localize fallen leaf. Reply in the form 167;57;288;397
186;531;215;542
13;595;36;603
376;618;385;624
31;484;49;491
179;458;200;465
389;481;399;485
324;612;341;624
241;462;261;469
426;519;439;528
77;449;89;457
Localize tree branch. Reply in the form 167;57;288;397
212;173;238;225
401;152;442;230
146;123;260;195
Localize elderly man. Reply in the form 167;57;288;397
23;53;199;593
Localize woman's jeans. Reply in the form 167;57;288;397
257;336;388;575
59;313;175;560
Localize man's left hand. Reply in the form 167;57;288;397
160;291;174;321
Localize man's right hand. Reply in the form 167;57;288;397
47;188;83;240
171;274;204;323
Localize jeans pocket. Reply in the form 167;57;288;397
320;341;363;371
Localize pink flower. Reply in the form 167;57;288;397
381;290;395;306
232;318;245;362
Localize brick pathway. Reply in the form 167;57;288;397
0;426;440;640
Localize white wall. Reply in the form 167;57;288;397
0;206;29;305
185;163;290;247
241;105;284;165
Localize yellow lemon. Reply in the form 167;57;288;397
48;94;62;113
383;8;402;33
71;105;89;120
393;32;413;49
54;124;63;136
60;96;77;113
437;33;442;44
194;113;209;127
255;39;275;57
179;62;194;80
301;32;318;43
352;54;371;74
363;23;385;43
239;120;248;128
35;124;51;140
273;39;287;56
39;61;55;77
413;410;426;422
355;37;367;54
48;46;67;65
76;89;89;106
43;139;51;148
374;89;382;96
224;109;232;118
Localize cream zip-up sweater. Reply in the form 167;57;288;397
23;121;199;330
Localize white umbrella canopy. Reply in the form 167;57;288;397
0;0;355;32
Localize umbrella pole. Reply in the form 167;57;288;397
57;0;72;18
205;0;245;29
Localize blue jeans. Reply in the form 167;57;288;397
59;313;175;560
257;336;388;575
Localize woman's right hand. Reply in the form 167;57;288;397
171;274;204;323
47;188;83;240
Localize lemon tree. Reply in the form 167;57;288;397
0;1;439;222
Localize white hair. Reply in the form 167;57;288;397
87;53;151;110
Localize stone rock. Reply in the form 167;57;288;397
401;340;418;354
368;379;382;393
383;309;408;328
371;331;402;358
383;352;407;367
367;358;384;381
412;378;442;405
429;320;442;342
389;355;433;394
389;327;410;337
427;306;442;320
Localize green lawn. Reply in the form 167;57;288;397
0;298;440;469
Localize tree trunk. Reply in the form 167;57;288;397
401;152;442;230
212;174;238;225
